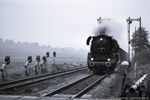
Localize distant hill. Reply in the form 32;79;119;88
0;38;88;59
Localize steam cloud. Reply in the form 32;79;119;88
91;19;127;51
93;20;123;37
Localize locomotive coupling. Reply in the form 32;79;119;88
129;74;147;93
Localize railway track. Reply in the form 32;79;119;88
0;67;87;91
42;73;109;100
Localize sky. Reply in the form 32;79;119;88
0;0;150;51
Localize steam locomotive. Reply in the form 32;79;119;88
86;32;127;74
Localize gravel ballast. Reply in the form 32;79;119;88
87;65;125;99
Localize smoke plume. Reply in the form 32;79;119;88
91;19;127;51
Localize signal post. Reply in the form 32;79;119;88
126;17;141;62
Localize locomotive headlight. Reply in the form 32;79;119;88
91;58;94;61
107;58;110;61
100;38;103;41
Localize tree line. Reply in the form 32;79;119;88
0;38;87;59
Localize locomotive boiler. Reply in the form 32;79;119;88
86;32;125;74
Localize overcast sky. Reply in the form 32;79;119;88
0;0;150;51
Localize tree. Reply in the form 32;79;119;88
131;27;150;54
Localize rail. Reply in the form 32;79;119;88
0;67;87;91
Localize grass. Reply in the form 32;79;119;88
0;58;86;82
